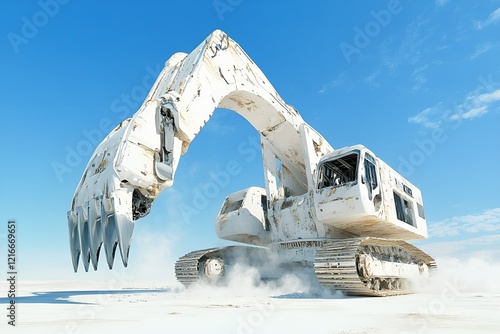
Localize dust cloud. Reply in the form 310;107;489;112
413;256;500;295
185;254;500;298
130;229;500;298
180;246;343;299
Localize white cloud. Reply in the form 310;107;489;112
451;106;488;120
469;42;493;60
318;72;347;93
475;7;500;30
435;0;449;8
428;208;500;237
376;14;432;77
449;88;500;121
361;69;381;88
409;88;500;128
408;106;443;128
411;64;430;90
412;74;427;91
478;89;500;103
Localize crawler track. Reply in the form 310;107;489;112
176;238;436;296
175;248;220;286
314;237;436;296
175;246;273;286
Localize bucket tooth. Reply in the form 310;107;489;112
77;205;91;272
115;212;134;267
89;198;103;270
110;190;135;267
103;199;118;269
67;211;80;272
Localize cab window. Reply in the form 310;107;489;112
318;153;358;189
364;153;378;191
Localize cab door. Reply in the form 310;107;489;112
362;153;382;211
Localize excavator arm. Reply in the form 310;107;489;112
68;30;332;272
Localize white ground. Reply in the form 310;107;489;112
1;258;500;334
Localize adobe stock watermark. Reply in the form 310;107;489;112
7;0;72;54
398;72;499;178
213;0;243;21
477;73;499;94
6;221;17;327
224;301;276;334
51;64;162;182
398;127;448;177
339;0;403;63
176;135;261;224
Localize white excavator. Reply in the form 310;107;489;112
68;30;436;296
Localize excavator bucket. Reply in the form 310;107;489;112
67;116;164;272
68;120;128;272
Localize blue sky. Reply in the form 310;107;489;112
0;0;499;281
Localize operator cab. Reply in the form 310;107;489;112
314;145;428;240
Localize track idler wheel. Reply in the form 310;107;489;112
356;254;374;279
202;257;225;282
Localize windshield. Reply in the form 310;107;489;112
318;152;359;189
